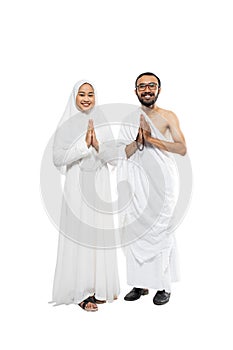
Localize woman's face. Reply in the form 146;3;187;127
76;83;95;111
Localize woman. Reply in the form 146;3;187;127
51;80;120;311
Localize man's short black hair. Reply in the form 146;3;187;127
135;72;161;89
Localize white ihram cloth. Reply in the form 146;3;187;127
51;80;119;305
117;108;180;291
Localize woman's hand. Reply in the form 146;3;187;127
92;127;99;152
85;119;99;151
85;119;93;148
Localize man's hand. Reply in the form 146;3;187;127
140;114;151;141
136;126;143;144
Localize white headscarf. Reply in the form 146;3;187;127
53;80;98;174
57;79;97;128
53;80;114;175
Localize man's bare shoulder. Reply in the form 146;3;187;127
157;107;179;124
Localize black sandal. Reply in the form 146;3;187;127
93;294;118;303
78;296;98;312
93;295;106;304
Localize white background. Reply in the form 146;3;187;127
1;0;233;349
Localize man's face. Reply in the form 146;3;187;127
135;75;160;107
76;83;95;111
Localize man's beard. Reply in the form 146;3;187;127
137;91;159;107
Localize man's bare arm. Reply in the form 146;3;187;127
143;112;187;156
145;137;186;155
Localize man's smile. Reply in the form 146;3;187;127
142;92;154;100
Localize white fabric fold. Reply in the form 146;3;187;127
117;107;179;265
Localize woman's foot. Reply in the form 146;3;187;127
79;296;98;312
93;294;118;304
93;297;106;304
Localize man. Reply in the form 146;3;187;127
118;72;186;305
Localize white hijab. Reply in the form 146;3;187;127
57;79;97;128
53;80;113;175
53;80;97;174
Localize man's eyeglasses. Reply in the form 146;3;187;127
136;82;159;91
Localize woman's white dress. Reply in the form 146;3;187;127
52;108;120;305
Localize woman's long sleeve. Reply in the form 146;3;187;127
95;141;120;166
53;135;91;168
93;122;127;166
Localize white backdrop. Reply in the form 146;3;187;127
1;0;233;349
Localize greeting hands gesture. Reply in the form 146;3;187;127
85;119;99;151
136;126;144;144
91;125;99;151
140;114;151;140
85;119;93;148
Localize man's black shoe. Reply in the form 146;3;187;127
153;290;171;305
124;287;149;301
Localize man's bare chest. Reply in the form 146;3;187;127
146;111;169;136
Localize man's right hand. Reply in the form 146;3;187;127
136;127;143;144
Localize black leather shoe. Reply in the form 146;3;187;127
124;287;149;301
153;290;171;305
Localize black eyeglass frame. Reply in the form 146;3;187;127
136;82;159;91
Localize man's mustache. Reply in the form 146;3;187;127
141;92;155;97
